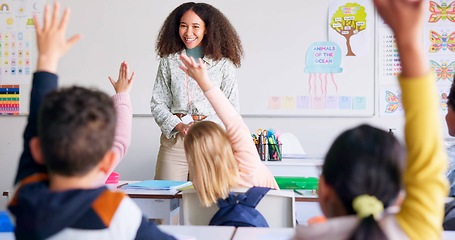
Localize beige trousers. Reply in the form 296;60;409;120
154;133;189;181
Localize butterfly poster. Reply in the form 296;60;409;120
379;86;403;116
428;29;455;53
428;0;455;23
429;59;455;82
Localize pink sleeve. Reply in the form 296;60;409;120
110;92;132;171
204;88;279;189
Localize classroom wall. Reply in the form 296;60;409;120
0;114;450;210
1;0;453;210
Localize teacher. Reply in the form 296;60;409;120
151;2;243;181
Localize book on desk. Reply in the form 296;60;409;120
120;180;192;190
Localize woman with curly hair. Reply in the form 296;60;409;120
151;2;243;181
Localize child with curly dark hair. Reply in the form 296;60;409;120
151;2;243;181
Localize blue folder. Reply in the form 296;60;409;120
121;180;192;190
0;211;14;232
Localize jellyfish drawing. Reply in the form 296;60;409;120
304;41;343;96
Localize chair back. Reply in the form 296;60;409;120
279;132;305;156
181;188;295;228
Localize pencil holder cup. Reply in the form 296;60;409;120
268;143;282;161
253;142;282;161
255;143;265;161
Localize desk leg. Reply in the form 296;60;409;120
179;199;184;225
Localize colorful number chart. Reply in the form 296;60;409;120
0;31;32;80
0;0;45;114
0;85;19;115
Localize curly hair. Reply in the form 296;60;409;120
156;2;243;67
38;86;116;176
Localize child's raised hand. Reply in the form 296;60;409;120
179;53;213;92
373;0;425;41
374;0;427;77
109;61;135;94
34;2;81;73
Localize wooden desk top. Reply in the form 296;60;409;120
294;189;319;202
295;196;318;202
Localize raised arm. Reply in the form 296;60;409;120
107;61;134;173
179;55;233;120
374;0;448;239
180;54;279;189
375;0;427;78
14;2;81;184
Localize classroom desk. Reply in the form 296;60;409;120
0;233;15;240
174;190;321;225
293;190;322;225
1;229;455;240
264;157;322;177
232;228;455;240
4;184;320;225
444;230;455;239
232;227;295;240
158;225;236;240
114;181;181;225
263;156;323;224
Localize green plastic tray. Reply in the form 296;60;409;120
274;176;319;190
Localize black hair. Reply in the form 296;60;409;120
323;124;405;240
448;78;455;108
38;86;116;176
156;2;243;67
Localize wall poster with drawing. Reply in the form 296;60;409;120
0;0;45;115
378;0;455;117
237;0;375;116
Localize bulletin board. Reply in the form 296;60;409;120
0;0;376;116
377;0;455;117
0;0;46;115
236;0;376;117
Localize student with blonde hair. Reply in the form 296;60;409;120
180;55;279;207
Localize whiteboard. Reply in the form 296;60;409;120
234;0;375;116
10;0;376;116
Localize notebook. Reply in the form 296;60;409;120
121;180;192;190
